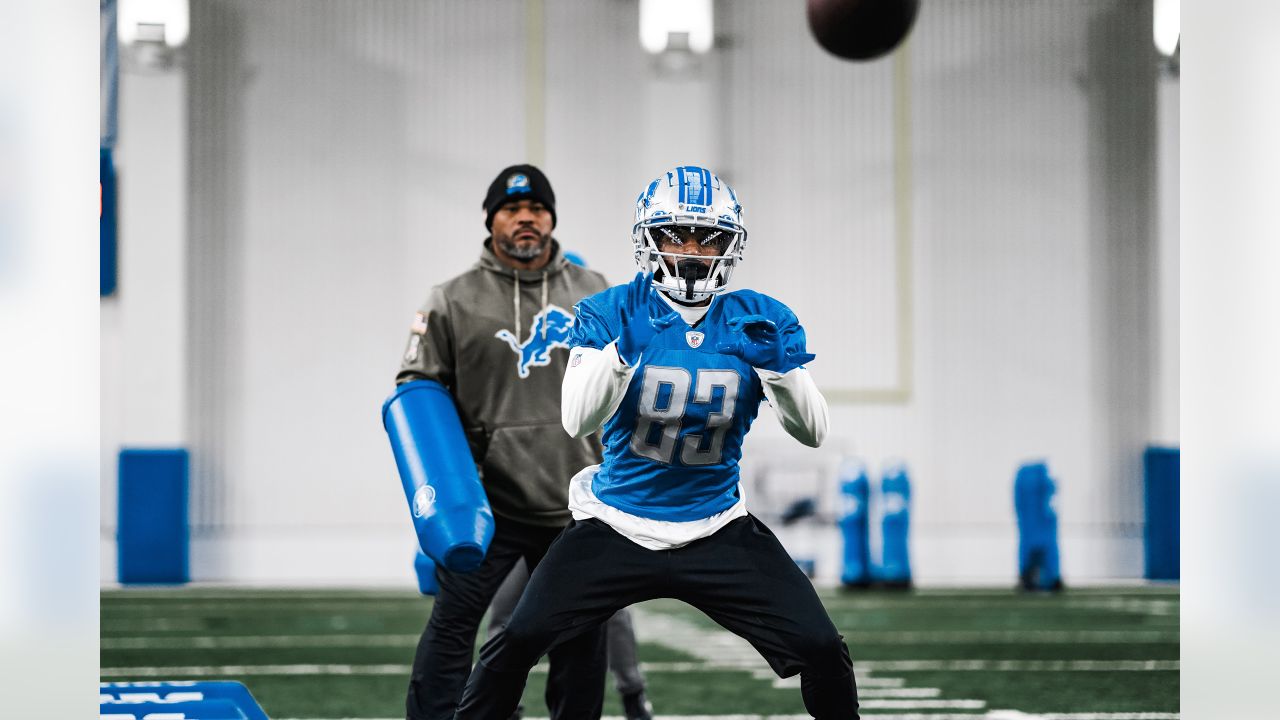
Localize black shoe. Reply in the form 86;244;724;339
506;703;524;720
622;691;653;720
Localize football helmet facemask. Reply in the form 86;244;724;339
632;166;746;303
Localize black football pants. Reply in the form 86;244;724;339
487;560;648;697
454;515;859;720
406;516;607;720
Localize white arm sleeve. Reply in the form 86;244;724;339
561;343;637;439
755;367;829;448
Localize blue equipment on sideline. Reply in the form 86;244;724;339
837;459;872;587
117;448;189;585
415;546;440;595
100;700;247;719
878;462;913;587
382;380;495;573
1014;461;1063;591
1143;446;1179;580
100;681;267;720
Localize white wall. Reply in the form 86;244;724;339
1153;71;1179;446
101;0;1174;586
100;54;188;582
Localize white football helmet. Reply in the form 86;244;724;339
632;165;747;303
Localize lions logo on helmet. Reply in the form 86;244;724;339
632;165;747;303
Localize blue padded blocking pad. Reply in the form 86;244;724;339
1144;446;1180;580
101;681;268;720
117;448;189;584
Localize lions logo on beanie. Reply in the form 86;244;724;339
506;174;530;192
484;164;557;230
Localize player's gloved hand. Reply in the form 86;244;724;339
616;272;679;366
717;314;816;373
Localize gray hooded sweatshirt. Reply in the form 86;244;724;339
397;240;609;527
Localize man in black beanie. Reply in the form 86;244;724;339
480;165;559;270
397;164;612;720
484;164;558;229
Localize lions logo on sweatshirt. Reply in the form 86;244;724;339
494;305;574;378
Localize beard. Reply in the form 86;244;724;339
497;233;550;260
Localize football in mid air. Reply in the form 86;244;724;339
806;0;920;61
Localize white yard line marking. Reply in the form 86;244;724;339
100;664;413;677
767;676;972;705
1039;707;1177;712
101;601;424;614
871;586;1180;596
630;607;769;673
1063;598;1179;617
96;662;775;678
99;618;206;633
102;590;420;600
859;699;985;709
100;658;1177;678
855;687;942;698
988;707;1177;712
99;628;1175;649
96;661;824;677
819;598;1179;611
766;677;941;698
100;634;421;649
844;630;1176;644
855;660;1178;672
857;676;907;687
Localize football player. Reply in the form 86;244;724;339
454;166;859;719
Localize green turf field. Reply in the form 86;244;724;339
101;585;1178;719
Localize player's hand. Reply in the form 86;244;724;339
616;272;679;366
717;314;816;373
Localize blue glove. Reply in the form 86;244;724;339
717;314;816;373
616;272;679;366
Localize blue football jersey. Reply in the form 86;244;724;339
569;285;810;522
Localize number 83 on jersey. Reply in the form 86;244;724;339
629;366;742;466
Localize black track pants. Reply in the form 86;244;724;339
487;560;647;696
406;517;607;720
454;515;859;720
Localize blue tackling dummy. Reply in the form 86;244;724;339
383;380;494;572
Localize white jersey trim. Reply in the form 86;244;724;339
568;465;748;551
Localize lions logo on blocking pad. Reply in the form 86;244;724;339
412;485;437;519
495;305;575;378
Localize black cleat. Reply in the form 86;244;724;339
622;690;653;720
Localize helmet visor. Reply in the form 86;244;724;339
652;225;734;255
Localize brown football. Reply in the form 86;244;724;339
806;0;920;61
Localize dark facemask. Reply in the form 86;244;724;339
677;259;709;301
